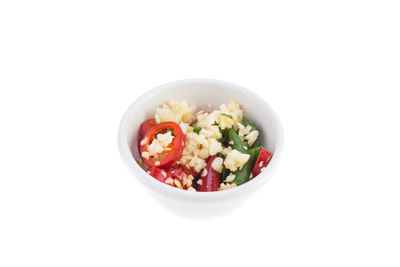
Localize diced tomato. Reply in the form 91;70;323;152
166;168;187;189
148;166;169;183
197;156;221;192
167;168;186;182
147;167;188;189
170;163;199;178
139;119;156;137
251;148;273;177
166;165;198;190
139;121;185;169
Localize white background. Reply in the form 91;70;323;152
1;0;399;266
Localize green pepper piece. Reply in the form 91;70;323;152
241;116;257;131
227;128;248;154
221;164;230;182
242;116;260;147
220;128;229;146
192;122;202;134
232;146;261;185
249;146;262;166
251;139;260;148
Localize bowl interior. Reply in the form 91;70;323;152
122;80;280;167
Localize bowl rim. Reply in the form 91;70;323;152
118;79;284;202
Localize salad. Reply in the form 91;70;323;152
137;100;273;192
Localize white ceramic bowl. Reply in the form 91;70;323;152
118;79;283;203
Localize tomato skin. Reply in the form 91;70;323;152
167;168;186;182
139;119;156;137
148;167;189;189
180;166;199;179
197;156;221;192
139;121;185;169
166;168;189;188
251;148;273;177
167;165;198;189
149;166;169;182
170;163;199;178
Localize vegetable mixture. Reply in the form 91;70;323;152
137;100;273;192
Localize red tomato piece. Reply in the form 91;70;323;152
168;165;198;189
170;163;199;178
251;148;273;177
167;168;186;182
148;166;169;183
139;121;185;169
139;119;156;137
148;167;188;189
166;168;187;189
197;156;221;192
